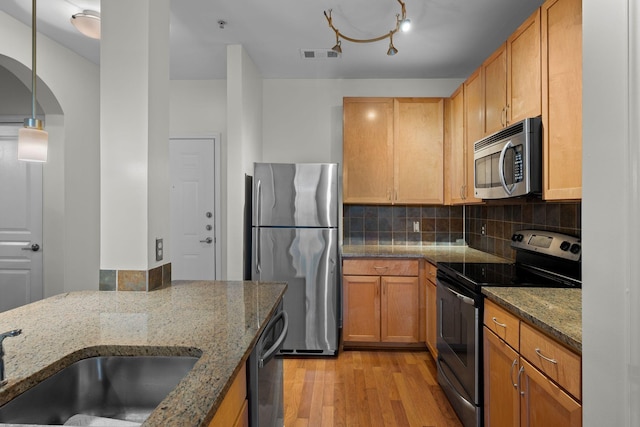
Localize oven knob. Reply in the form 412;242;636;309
516;234;524;242
560;241;571;251
570;243;581;254
511;234;519;241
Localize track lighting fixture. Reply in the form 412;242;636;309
324;0;410;56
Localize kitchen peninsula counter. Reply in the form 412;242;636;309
342;244;510;264
0;280;287;426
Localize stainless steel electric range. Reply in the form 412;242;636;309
435;229;582;427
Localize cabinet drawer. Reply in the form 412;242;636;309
343;259;419;276
426;262;437;284
484;299;520;351
520;322;581;400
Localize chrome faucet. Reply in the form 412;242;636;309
0;329;22;386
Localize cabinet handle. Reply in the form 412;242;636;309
373;266;389;272
518;365;526;396
510;358;519;388
534;348;558;364
505;104;510;125
501;106;507;127
492;317;507;328
460;185;465;200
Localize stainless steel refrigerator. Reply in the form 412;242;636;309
251;162;339;356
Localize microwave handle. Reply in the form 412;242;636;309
498;140;516;195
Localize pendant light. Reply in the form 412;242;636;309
18;0;48;163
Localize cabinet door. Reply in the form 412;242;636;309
484;327;520;427
483;44;508;135
520;358;582;427
508;9;542;124
425;275;437;356
446;85;466;205
343;275;381;342
463;69;484;204
541;0;582;200
381;276;420;343
394;98;444;204
343;98;394;203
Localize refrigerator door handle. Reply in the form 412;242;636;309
255;179;262;274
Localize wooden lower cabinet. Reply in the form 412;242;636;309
425;262;438;356
209;364;249;427
343;259;421;346
484;327;521;427
381;276;420;342
343;275;381;342
519;358;582;427
483;300;581;427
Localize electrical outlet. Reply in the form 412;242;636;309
481;224;486;236
413;221;420;233
155;238;163;261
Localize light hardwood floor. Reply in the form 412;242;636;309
283;350;463;427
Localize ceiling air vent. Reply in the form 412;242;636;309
300;49;341;59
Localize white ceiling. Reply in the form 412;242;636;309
0;0;544;80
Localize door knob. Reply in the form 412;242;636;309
199;237;213;244
21;243;40;252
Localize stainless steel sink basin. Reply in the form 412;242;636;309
0;355;199;425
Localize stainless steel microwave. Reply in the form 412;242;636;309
473;116;542;199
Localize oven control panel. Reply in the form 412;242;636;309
511;229;581;261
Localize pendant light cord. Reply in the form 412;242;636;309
31;0;37;121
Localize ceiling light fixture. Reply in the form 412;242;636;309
18;0;47;163
70;10;101;39
324;0;410;56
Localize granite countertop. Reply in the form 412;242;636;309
0;281;287;426
342;244;510;264
482;287;582;354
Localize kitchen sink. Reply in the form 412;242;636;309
0;355;200;425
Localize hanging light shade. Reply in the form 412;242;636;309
18;0;48;162
70;10;101;39
18;119;47;162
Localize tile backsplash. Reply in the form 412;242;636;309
343;200;582;260
465;200;581;260
343;205;465;246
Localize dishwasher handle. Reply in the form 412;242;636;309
259;310;288;368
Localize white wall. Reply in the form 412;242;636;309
100;0;171;271
0;12;100;295
224;45;264;279
262;79;462;164
169;80;227;137
582;0;637;425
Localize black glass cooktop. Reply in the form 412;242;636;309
437;261;581;291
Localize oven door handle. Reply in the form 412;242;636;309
498;139;516;195
443;285;475;306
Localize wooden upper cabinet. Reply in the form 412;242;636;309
445;85;466;205
508;9;542;124
463;70;484;204
394;98;444;204
483;43;508;135
343;97;445;205
541;0;582;200
343;98;394;204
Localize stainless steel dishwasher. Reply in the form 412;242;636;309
247;302;288;427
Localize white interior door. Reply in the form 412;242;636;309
170;138;217;280
0;123;43;312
